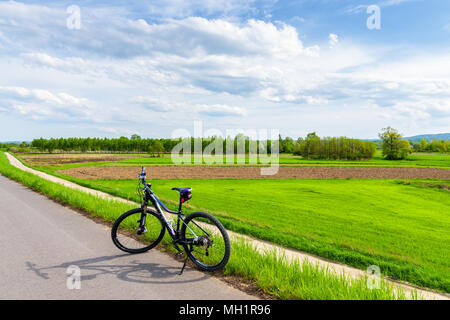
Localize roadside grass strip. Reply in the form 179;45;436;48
0;151;414;300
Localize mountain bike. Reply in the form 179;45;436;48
111;167;230;274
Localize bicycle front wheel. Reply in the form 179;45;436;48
180;212;230;272
111;208;165;254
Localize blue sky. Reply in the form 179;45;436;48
0;0;449;141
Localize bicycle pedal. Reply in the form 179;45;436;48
175;251;184;258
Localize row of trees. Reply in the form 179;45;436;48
19;128;450;161
29;135;277;155
412;139;450;153
0;143;14;149
291;133;376;160
31;136;171;155
29;134;376;160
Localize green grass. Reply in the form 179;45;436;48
277;152;450;168
0;151;413;300
38;174;450;293
227;241;410;300
16;151;450;170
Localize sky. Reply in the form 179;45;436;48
0;0;449;141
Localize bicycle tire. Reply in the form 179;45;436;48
180;211;230;272
111;208;165;254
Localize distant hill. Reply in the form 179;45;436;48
365;133;450;142
403;133;450;142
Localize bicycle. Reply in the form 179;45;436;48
111;166;230;275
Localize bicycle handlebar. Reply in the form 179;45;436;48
138;165;145;179
139;166;151;189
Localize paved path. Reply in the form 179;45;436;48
4;153;449;300
0;174;256;300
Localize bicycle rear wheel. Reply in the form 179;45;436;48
180;212;230;272
111;208;165;254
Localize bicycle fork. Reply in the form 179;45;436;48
137;208;147;235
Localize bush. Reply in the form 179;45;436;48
412;139;450;153
293;133;376;160
6;146;35;154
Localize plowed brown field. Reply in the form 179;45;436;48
57;165;450;180
20;154;141;166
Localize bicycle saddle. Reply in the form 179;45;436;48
171;187;192;193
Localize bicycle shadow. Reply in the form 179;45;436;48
26;253;209;285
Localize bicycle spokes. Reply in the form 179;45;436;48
182;215;228;269
112;210;165;253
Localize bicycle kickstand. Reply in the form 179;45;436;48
179;246;193;275
179;256;188;275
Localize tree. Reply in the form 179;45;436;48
45;139;56;153
378;127;411;160
149;140;164;157
283;137;295;154
130;134;141;140
413;139;429;152
302;132;320;159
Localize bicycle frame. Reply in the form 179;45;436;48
146;189;180;238
139;169;207;250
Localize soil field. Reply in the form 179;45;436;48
57;165;450;180
20;154;143;166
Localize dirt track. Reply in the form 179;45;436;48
58;165;450;180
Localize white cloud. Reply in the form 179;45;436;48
0;86;98;121
131;96;247;117
13;12;336;102
0;2;309;60
329;33;339;48
0;1;449;139
0;86;92;107
123;17;312;59
131;96;173;112
96;127;119;134
195;104;248;117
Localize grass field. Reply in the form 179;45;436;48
47;176;449;293
0;151;413;300
17;151;450;169
13;151;450;293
